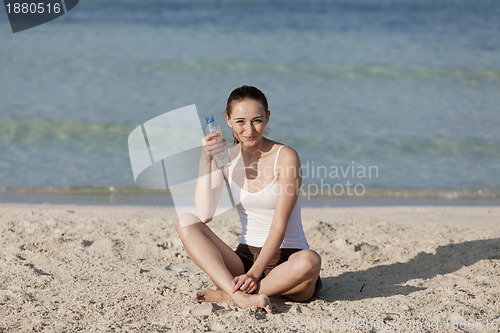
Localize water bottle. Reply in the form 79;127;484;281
205;116;231;169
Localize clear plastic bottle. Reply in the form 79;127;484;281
205;116;231;169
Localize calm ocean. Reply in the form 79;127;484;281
1;0;499;205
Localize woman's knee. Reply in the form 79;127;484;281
175;213;201;234
291;250;321;278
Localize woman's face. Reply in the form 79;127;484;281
226;99;270;147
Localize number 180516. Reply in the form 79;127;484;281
5;2;61;14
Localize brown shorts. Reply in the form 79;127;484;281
234;243;322;301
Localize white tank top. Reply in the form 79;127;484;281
228;145;309;249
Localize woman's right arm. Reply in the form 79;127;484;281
194;132;226;223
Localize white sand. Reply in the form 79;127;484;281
0;204;499;332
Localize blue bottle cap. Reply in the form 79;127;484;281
205;116;214;124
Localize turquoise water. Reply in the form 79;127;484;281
0;0;499;203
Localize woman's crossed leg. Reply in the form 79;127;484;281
175;213;321;312
175;213;272;313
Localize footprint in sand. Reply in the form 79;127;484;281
354;242;379;254
190;306;213;317
183;304;212;317
332;239;355;251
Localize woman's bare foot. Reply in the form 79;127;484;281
233;293;272;314
192;289;272;314
191;288;231;303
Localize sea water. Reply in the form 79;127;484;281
0;0;499;204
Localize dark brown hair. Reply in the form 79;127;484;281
225;85;269;144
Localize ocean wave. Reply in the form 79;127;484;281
101;60;500;82
4;57;497;83
0;117;135;146
287;135;500;157
1;117;498;158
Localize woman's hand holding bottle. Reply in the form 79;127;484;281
201;131;228;162
203;116;231;169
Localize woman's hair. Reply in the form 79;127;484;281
225;85;269;144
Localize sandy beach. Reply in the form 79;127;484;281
0;204;498;332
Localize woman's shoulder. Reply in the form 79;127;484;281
273;143;301;181
268;140;298;156
272;142;300;167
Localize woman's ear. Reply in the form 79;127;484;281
265;110;270;124
225;113;232;128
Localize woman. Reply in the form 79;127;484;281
175;85;321;314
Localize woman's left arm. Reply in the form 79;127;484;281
232;147;301;293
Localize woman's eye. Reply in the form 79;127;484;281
236;120;244;124
253;119;262;123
